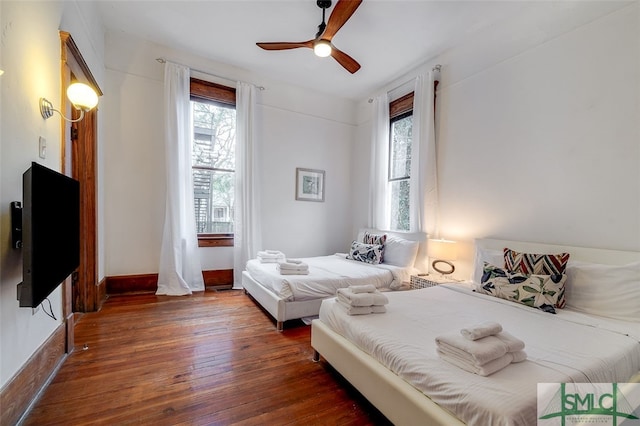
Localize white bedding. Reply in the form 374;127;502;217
245;254;415;301
318;284;640;426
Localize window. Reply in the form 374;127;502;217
388;92;414;231
213;207;227;221
190;78;236;246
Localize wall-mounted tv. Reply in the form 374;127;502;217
17;162;80;308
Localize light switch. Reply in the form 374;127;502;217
39;136;46;159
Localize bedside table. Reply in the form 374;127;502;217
409;274;455;289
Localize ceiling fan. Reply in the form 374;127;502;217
256;0;362;74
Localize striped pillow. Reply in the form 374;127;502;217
504;248;570;275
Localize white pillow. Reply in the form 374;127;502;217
472;247;504;284
383;235;420;268
565;260;640;322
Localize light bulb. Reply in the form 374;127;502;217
67;82;98;111
314;40;332;58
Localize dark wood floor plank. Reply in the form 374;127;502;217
21;290;391;426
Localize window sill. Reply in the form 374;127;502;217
198;234;234;247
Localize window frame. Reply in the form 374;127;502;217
387;92;415;231
385;81;439;231
190;78;236;247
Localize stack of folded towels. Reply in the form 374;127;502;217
336;284;389;315
276;259;309;275
257;250;285;263
435;321;527;376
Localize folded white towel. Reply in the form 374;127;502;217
277;259;309;271
435;333;510;366
257;250;285;258
436;329;526;364
257;250;285;263
337;299;386;315
348;284;377;294
258;257;281;263
460;321;503;341
276;266;310;275
437;349;515;376
279;266;309;271
494;331;525;352
511;350;527;363
336;288;388;307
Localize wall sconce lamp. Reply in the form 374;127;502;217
427;239;458;276
40;82;98;123
0;69;4;76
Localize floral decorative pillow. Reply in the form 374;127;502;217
363;232;386;262
478;263;567;314
504;248;570;308
347;241;384;265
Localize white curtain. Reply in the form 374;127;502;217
157;62;205;295
368;94;390;230
233;82;262;288
409;71;439;236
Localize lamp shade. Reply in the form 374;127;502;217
67;83;98;111
427;239;458;261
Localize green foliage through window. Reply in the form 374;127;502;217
192;100;236;234
389;111;412;231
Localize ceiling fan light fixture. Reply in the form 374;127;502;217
314;40;332;57
256;0;362;73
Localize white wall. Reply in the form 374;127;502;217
0;1;105;388
260;106;355;256
103;32;357;277
440;4;639;246
353;3;640;280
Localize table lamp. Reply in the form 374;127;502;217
427;239;458;276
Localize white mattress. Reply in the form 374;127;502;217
318;284;640;426
245;254;415;301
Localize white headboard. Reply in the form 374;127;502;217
358;228;429;272
469;238;640;284
476;238;640;265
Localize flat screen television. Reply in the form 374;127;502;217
17;162;80;308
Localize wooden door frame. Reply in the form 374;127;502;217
59;32;104;346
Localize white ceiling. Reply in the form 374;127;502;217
96;0;630;101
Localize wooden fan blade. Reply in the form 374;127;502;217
330;46;361;74
256;40;314;50
323;0;362;41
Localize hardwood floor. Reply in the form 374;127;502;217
22;290;392;425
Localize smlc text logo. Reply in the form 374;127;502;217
538;383;640;426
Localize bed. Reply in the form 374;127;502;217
242;229;427;331
311;238;640;425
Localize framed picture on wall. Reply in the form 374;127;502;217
295;168;325;202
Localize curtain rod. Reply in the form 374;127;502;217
156;58;265;91
367;64;441;103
